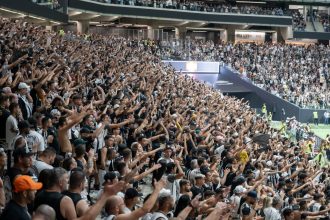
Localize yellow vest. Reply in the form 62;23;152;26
313;111;318;119
59;29;65;36
268;112;272;120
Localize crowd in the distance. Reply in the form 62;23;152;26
292;10;307;31
157;40;330;109
320;14;330;32
0;18;330;220
92;0;288;16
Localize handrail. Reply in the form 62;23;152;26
311;15;318;32
78;0;293;18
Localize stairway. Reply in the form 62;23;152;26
314;21;325;32
305;22;314;32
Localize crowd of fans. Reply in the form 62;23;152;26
0;17;330;220
92;0;288;16
320;14;330;32
158;40;330;109
292;10;307;31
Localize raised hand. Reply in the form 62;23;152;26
154;177;167;191
191;194;202;208
103;181;126;196
151;163;162;171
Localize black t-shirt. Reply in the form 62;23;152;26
191;185;204;198
224;172;236;187
48;127;60;154
0;200;31;220
34;191;65;220
62;191;82;208
6;167;24;186
5;166;34;188
0;107;10;139
30;88;42;113
80;125;95;151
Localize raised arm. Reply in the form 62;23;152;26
116;178;166;220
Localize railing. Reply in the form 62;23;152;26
311;17;318;31
86;0;292;16
88;27;170;42
30;0;68;14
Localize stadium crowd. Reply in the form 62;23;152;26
0;18;330;220
320;14;330;32
292;10;307;31
92;0;288;16
158;40;330;109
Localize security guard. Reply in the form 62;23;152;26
59;29;65;36
261;103;267;118
268;112;272;122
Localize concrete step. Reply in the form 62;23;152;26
314;21;325;32
305;22;314;32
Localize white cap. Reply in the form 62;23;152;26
113;104;120;109
50;109;61;117
266;161;273;167
234;185;247;194
18;82;30;90
281;172;289;177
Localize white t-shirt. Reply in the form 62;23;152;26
263;207;281;220
33;159;53;175
122;206;132;214
6;115;18;150
230;194;241;217
27;130;45;153
150;212;168;220
96;122;107;151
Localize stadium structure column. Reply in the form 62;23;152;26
175;27;187;39
226;27;235;43
147;25;158;40
77;20;90;34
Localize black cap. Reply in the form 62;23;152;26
73;139;87;147
125;188;143;200
247;191;258;199
13;147;33;158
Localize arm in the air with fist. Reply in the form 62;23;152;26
116;178;167;220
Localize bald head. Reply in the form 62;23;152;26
105;195;125;216
33;205;56;220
